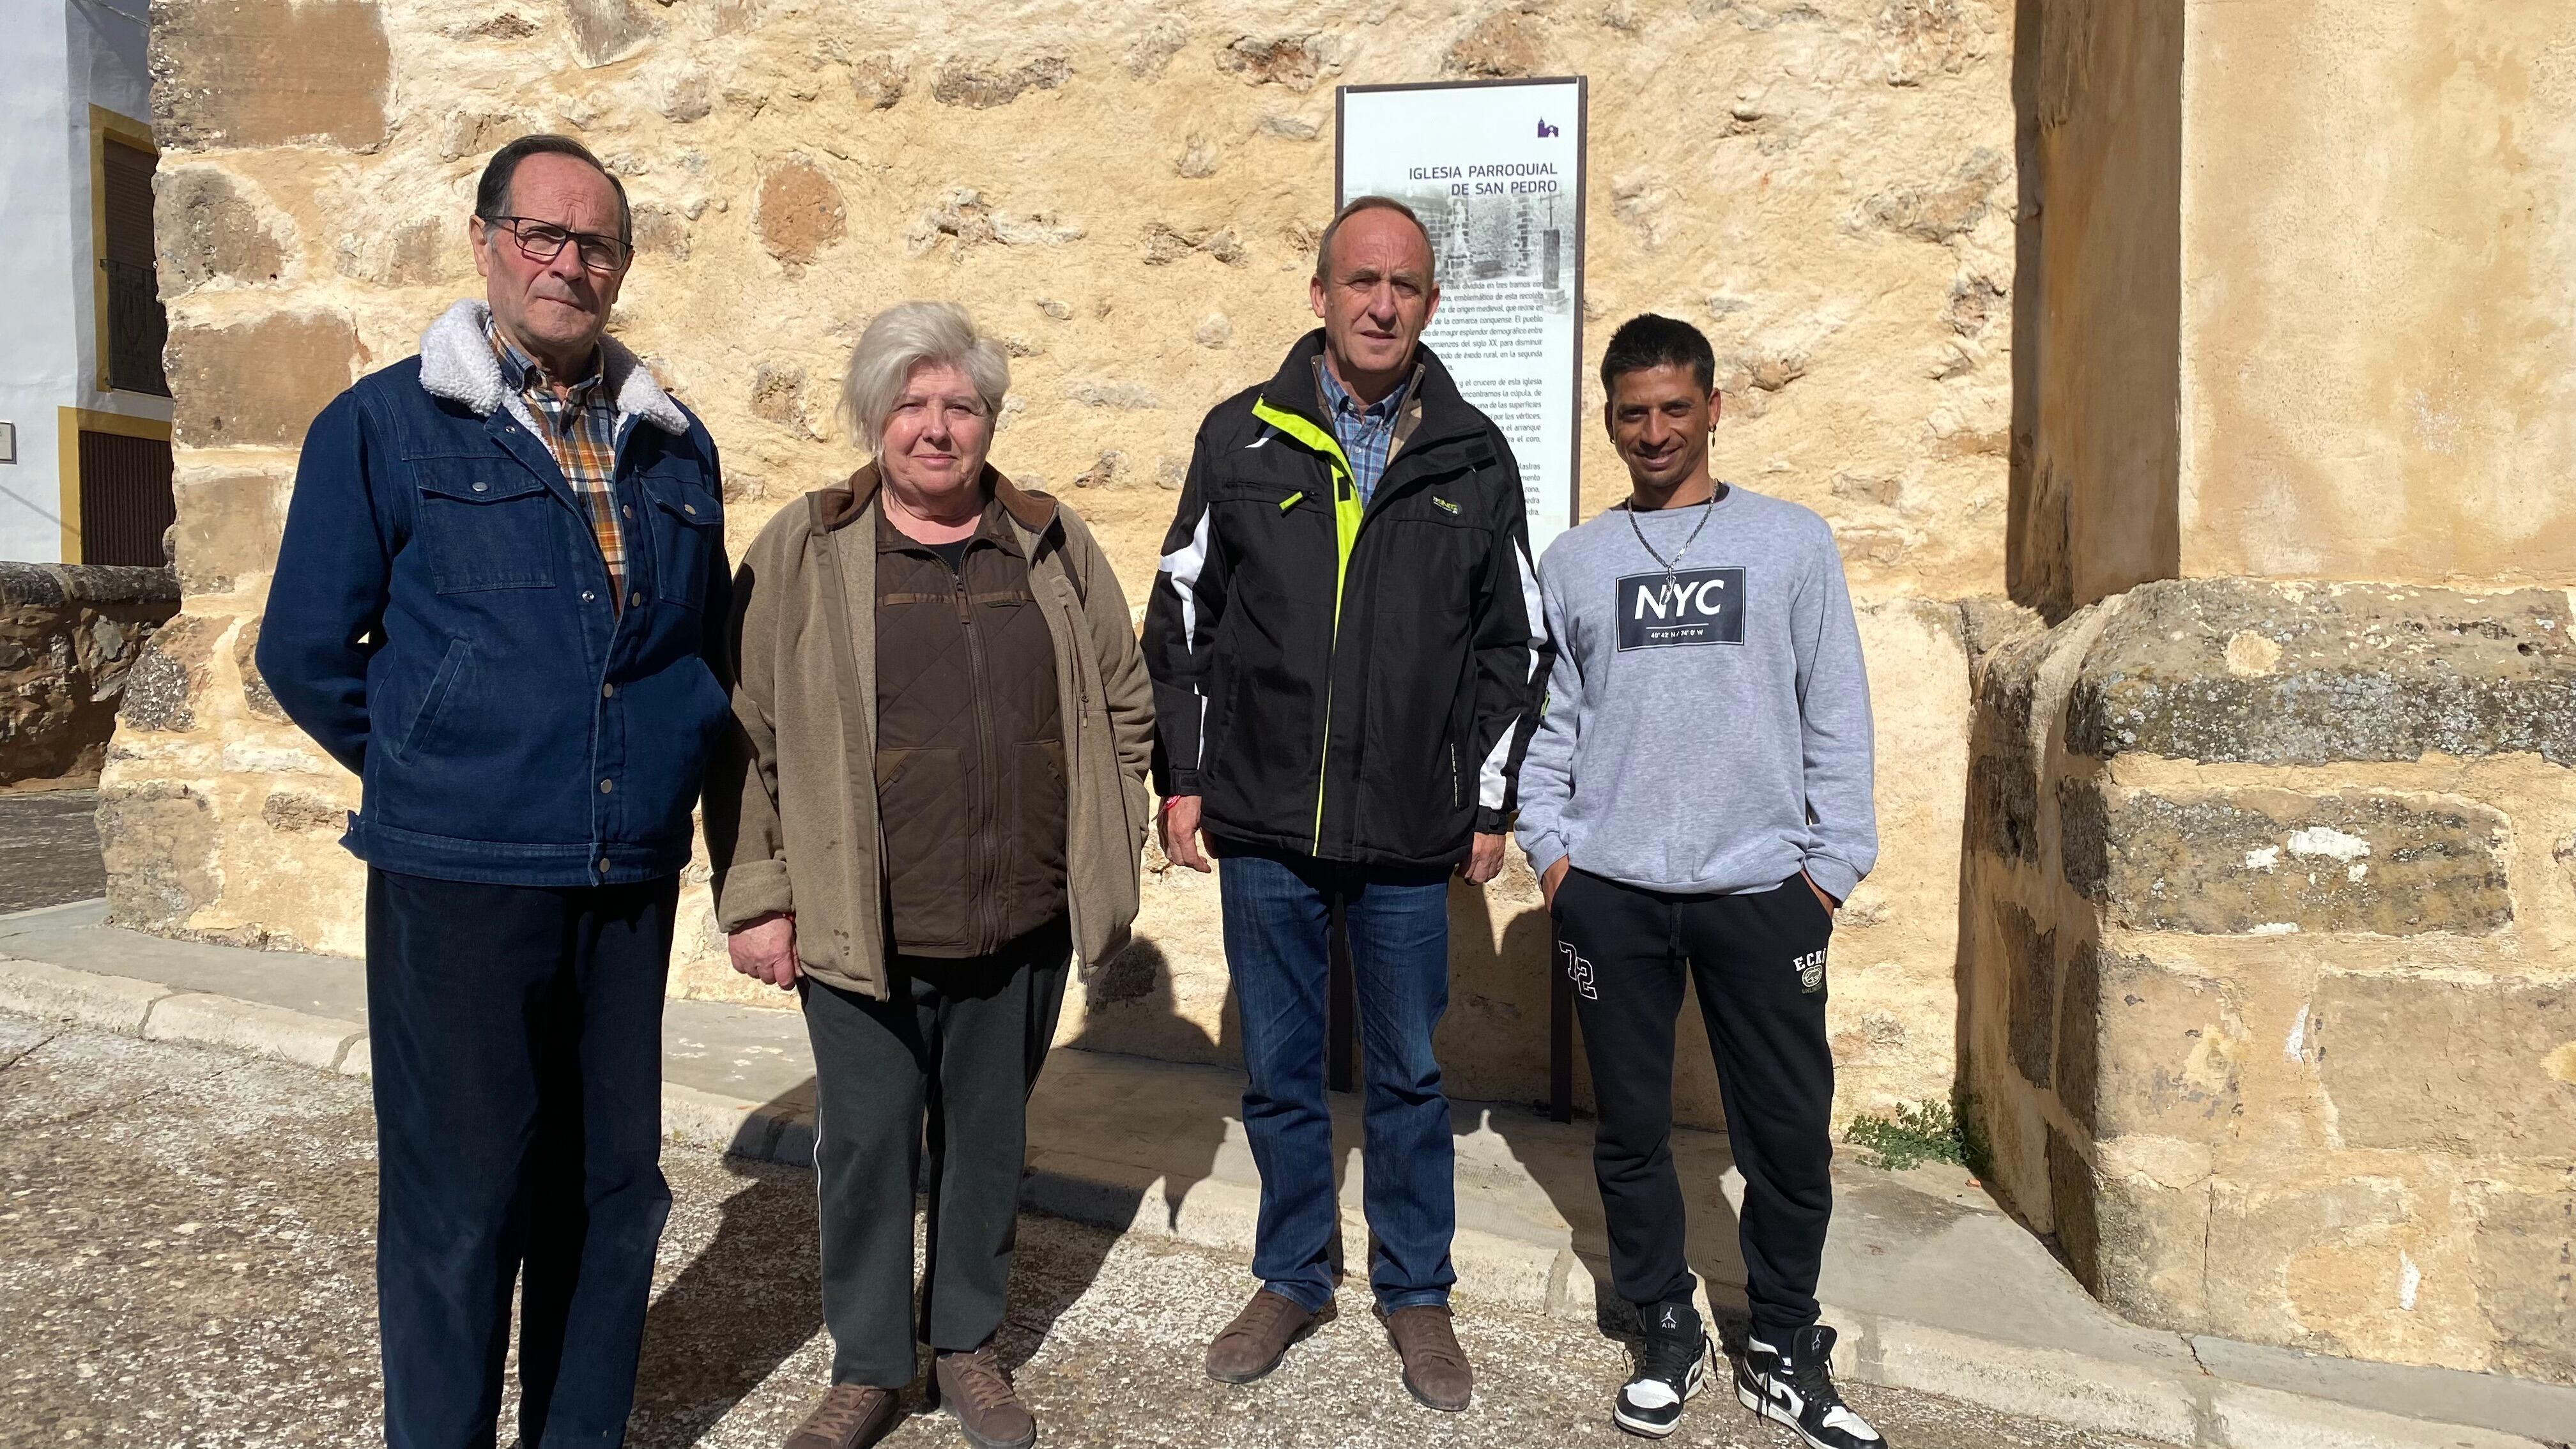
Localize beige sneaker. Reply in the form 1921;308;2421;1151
933;1346;1037;1449
781;1383;898;1449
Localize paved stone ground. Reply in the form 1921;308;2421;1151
0;788;104;916
0;1018;2172;1449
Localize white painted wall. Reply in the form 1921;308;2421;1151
0;0;163;565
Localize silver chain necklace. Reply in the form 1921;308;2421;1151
1627;494;1719;584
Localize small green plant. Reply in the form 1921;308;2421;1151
1844;1096;1989;1175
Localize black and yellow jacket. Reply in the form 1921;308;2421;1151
1144;330;1546;870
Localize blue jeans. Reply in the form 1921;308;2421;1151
1220;849;1456;1313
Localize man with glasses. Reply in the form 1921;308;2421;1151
259;135;730;1448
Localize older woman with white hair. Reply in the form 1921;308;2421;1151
707;301;1153;1449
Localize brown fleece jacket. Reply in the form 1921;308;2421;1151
705;464;1154;998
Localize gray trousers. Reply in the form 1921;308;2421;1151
801;917;1071;1387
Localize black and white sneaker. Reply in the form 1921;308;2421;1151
1613;1301;1710;1438
1735;1325;1887;1448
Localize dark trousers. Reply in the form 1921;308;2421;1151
801;918;1071;1387
1219;849;1457;1313
1556;868;1837;1346
365;869;677;1449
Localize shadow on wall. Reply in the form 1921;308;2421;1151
1444;878;1561;1110
1064;933;1238;1234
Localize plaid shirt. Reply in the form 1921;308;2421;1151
487;321;628;608
1315;359;1413;507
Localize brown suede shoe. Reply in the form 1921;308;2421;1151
933;1347;1037;1449
783;1384;898;1449
1381;1304;1473;1411
1206;1289;1329;1384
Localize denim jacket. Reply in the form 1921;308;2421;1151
259;300;732;886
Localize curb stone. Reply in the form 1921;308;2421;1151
142;992;367;1073
0;956;2555;1449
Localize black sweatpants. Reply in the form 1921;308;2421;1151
800;917;1071;1388
365;869;677;1449
1556;867;1837;1345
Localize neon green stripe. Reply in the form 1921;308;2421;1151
1252;397;1364;850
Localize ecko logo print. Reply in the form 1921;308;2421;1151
1614;567;1746;650
1791;946;1827;994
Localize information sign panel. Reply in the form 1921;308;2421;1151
1337;77;1588;553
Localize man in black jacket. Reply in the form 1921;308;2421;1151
1144;196;1545;1412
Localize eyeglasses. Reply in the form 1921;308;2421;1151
483;215;631;273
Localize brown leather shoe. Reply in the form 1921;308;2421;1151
1381;1303;1473;1411
783;1384;898;1449
1206;1289;1328;1384
933;1347;1037;1449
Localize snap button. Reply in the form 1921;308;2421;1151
622;505;633;519
682;503;697;516
600;779;615;794
629;590;643;608
601;682;615;699
581;591;596;602
471;481;489;493
596;858;611;874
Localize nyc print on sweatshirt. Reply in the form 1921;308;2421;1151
1615;567;1747;650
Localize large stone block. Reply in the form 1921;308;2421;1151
158;168;288;289
99;780;222;933
2046;1123;2099;1290
2076;947;2242;1141
1999;900;2057;1087
2062;785;2510;937
152;0;390;151
2067;579;2576;767
231;617;289;723
2315;974;2576;1159
2053;939;2103;1129
171;473;285;595
2202;1176;2409;1349
2472;1188;2576;1383
166;314;358;449
2089;1147;2218;1329
118;612;218;734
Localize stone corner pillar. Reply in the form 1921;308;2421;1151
1963;576;2576;1383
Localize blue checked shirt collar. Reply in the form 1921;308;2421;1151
487;324;607;411
1315;358;1412;507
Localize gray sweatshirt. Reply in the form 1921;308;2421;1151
1514;485;1878;900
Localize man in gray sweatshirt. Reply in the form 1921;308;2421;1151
1516;314;1883;1447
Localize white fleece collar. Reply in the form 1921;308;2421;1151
416;299;689;436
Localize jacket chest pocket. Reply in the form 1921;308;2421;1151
412;468;559;593
643;471;723;609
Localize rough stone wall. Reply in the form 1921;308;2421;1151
0;565;178;789
124;0;2014;1122
1965;578;2576;1381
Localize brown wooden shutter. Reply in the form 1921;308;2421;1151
101;140;169;397
78;430;176;567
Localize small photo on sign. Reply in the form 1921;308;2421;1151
1616;567;1746;650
